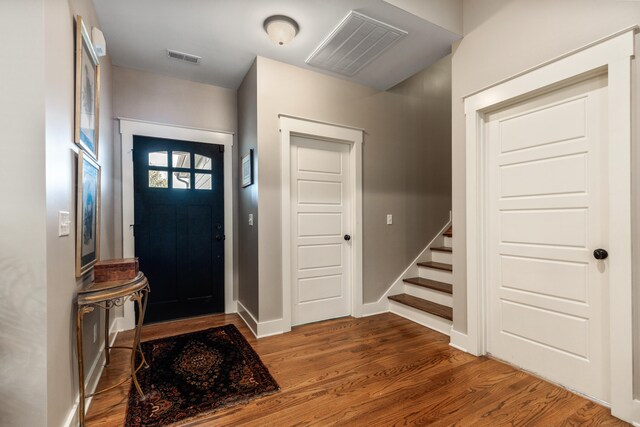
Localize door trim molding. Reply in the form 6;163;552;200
118;118;236;328
279;116;364;332
460;28;635;422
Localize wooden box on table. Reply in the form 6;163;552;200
93;258;139;283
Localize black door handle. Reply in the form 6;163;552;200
593;249;608;260
344;235;351;241
215;234;224;241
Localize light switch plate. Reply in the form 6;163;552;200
386;214;393;225
248;214;254;226
58;211;71;236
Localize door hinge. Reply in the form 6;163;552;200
219;145;225;153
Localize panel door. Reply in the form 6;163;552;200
291;136;351;326
133;136;224;323
486;75;610;401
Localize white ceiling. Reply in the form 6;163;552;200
92;0;460;91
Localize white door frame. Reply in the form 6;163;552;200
460;28;636;422
119;118;236;329
279;115;364;332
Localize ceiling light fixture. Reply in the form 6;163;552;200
264;15;299;46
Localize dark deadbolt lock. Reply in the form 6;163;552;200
344;235;351;241
593;248;608;260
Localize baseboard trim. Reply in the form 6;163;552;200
225;299;238;314
62;318;120;427
389;300;452;336
237;300;258;337
114;314;131;333
449;328;472;354
361;299;390;317
256;317;286;338
236;301;285;339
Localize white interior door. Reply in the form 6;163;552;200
291;135;351;326
486;75;610;402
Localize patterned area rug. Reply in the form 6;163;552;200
125;324;279;426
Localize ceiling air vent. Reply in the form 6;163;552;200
166;49;201;64
306;11;407;77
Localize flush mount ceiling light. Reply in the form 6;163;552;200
264;15;299;45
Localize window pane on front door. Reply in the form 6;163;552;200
195;154;212;170
172;172;191;189
149;170;168;188
149;151;168;167
172;151;190;168
195;173;212;190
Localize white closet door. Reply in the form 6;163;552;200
291;136;352;326
486;75;610;402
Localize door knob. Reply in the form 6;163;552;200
215;234;224;241
344;235;351;241
593;248;608;260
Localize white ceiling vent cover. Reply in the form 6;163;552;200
306;11;407;77
166;49;201;64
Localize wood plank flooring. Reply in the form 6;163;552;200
85;313;628;426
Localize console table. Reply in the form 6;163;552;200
75;272;150;426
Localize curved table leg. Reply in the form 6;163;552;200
76;305;94;427
130;292;146;398
138;288;150;369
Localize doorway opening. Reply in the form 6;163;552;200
119;119;234;328
279;115;364;331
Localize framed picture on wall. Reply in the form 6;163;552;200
74;15;101;160
76;150;101;277
241;149;254;188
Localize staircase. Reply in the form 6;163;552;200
388;226;453;335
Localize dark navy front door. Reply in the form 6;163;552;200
133;136;224;323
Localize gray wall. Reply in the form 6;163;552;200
0;1;47;425
44;0;116;425
248;55;452;321
451;0;640;392
237;61;260;317
112;66;237;131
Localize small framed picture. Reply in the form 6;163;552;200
241;149;254;188
74;15;101;160
76;150;101;277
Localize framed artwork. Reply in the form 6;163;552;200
74;15;101;160
76;150;101;277
241;149;254;188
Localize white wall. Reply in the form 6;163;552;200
44;0;116;425
451;0;640;394
0;1;47;425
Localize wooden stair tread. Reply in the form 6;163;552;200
417;261;453;272
430;246;452;253
443;226;453;237
389;294;453;321
403;277;452;294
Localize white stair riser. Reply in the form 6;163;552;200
431;250;452;264
444;236;453;247
389;300;452;336
419;267;453;284
404;284;453;307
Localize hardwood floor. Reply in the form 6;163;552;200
85;313;628;426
